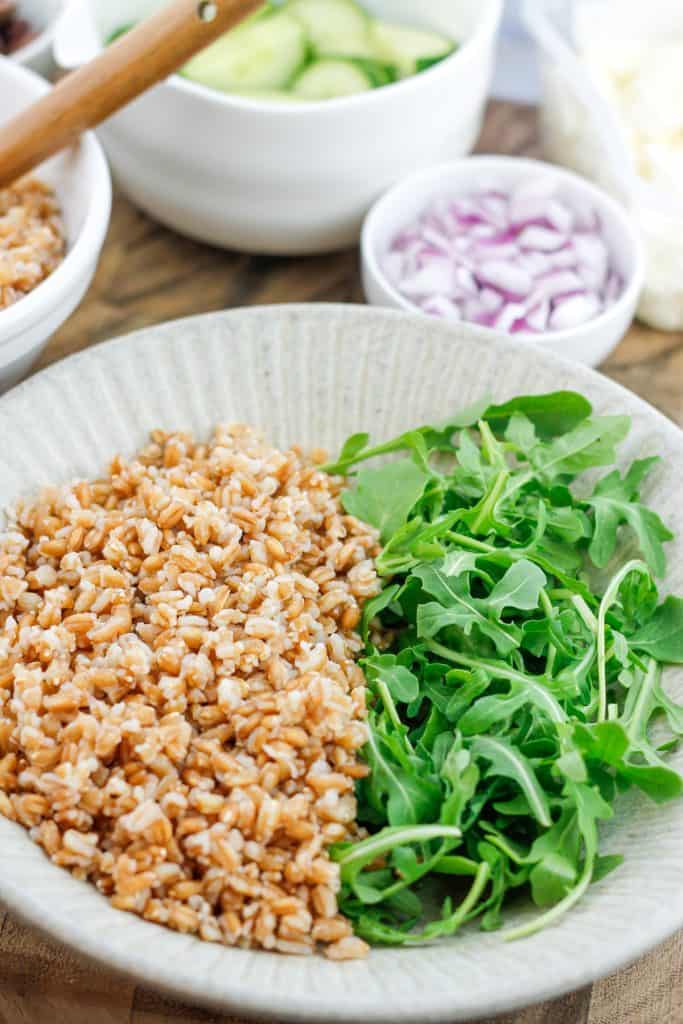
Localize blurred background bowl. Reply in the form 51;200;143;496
8;0;63;77
54;0;503;255
0;58;111;391
361;155;645;367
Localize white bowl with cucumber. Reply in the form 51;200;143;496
54;0;503;254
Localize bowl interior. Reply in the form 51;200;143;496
63;0;497;71
0;305;681;1023
366;157;641;304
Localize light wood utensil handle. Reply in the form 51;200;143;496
0;0;263;188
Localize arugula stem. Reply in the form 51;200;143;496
502;853;594;941
445;532;496;553
470;468;510;535
597;561;650;722
625;658;661;745
368;836;461;904
376;679;410;742
425;639;546;690
572;595;598;632
417;861;491;942
539;588;558;673
334;825;462;870
539;590;553;619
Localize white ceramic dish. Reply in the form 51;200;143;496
0;58;111;392
54;0;503;255
7;0;63;77
0;305;682;1023
361;156;645;368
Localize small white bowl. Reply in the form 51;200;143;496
0;58;111;392
361;156;646;367
7;0;63;77
54;0;503;255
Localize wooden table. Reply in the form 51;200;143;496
2;102;682;1024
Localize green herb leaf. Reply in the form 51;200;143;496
485;391;592;439
342;459;430;542
470;736;552;827
488;560;547;615
586;458;672;576
629;596;683;663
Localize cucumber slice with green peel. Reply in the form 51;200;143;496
286;0;375;58
346;57;398;87
370;20;455;78
181;11;308;93
291;58;373;99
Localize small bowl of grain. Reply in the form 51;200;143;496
0;57;111;391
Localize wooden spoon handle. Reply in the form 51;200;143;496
0;0;263;188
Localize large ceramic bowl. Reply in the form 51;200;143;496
0;305;682;1022
54;0;503;254
0;58;111;392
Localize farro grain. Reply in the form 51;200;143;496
0;178;65;309
0;424;379;958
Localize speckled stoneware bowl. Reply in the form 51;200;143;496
0;305;682;1022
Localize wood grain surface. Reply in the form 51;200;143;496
1;101;681;1024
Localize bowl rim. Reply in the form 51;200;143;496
56;0;503;116
360;154;646;349
0;57;111;344
0;303;681;1024
6;0;63;65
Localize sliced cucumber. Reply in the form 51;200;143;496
344;57;397;87
286;0;375;58
371;20;455;78
182;11;307;93
291;58;373;99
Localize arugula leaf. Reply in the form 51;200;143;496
365;655;420;703
359;584;401;644
342;459;429;542
629;596;683;663
414;564;519;656
505;412;538;454
485;392;592;439
470;736;552;827
533;416;630;478
327;391;683;950
488;560;547;615
586;459;672;576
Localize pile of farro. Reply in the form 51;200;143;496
0;425;381;959
0;177;65;310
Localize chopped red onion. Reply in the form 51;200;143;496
549;293;602;331
384;176;624;336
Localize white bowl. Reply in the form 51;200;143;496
7;0;63;77
54;0;503;255
0;305;682;1022
361;156;646;367
0;58;111;392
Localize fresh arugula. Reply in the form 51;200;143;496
326;391;683;946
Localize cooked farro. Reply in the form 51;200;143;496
0;177;65;310
0;424;381;958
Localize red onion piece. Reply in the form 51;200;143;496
385;176;624;336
